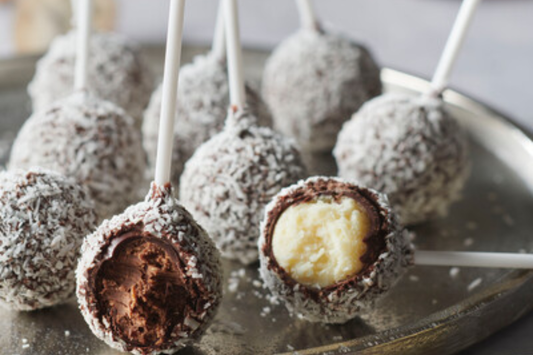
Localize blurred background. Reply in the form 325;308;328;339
0;0;532;128
0;1;532;353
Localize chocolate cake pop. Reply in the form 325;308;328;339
334;94;470;225
0;169;97;311
9;91;146;219
142;3;272;189
28;30;153;127
180;110;306;264
335;0;480;225
76;183;222;354
77;1;223;353
259;177;413;324
261;0;381;152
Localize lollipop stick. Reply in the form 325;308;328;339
429;0;481;96
211;0;226;61
223;0;246;110
296;0;319;31
415;250;533;269
154;0;186;186
74;0;92;91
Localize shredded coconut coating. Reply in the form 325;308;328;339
76;183;223;355
143;53;272;190
0;169;97;311
179;110;307;265
28;31;154;127
258;177;414;324
334;93;470;225
9;91;146;220
262;29;381;152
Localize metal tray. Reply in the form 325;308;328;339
1;46;533;355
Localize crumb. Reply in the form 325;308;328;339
64;330;70;337
252;280;262;288
432;299;438;305
287;344;295;351
464;238;474;247
22;338;28;344
449;267;460;279
22;344;30;349
468;278;483;292
466;222;478;231
409;275;419;282
332;335;343;341
260;306;271;317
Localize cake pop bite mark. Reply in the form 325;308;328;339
0;169;97;311
179;0;307;265
334;0;481;225
77;1;223;353
142;0;271;189
261;0;381;152
259;177;414;324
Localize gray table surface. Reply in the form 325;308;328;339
1;0;532;353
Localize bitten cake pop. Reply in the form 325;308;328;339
258;177;414;323
77;1;222;353
180;0;307;265
9;91;146;219
259;176;533;324
261;0;381;152
0;169;97;311
9;1;146;219
334;0;480;225
28;30;153;127
142;2;272;189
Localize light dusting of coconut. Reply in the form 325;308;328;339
467;278;483;292
28;31;153;126
262;29;381;151
143;53;272;189
9;91;146;219
258;177;414;324
334;93;470;225
76;183;223;355
0;169;97;311
180;109;307;265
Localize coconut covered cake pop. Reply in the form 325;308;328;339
180;109;307;264
28;31;153;127
9;91;146;219
0;169;97;311
76;182;222;354
258;177;413;324
261;0;381;152
142;53;272;189
334;94;470;225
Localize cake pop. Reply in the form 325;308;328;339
259;177;413;323
28;30;153;127
335;0;480;225
259;176;533;324
179;0;307;265
0;169;97;311
261;0;381;152
142;3;272;189
9;91;146;219
76;1;223;353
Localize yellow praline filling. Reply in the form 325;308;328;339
272;196;371;288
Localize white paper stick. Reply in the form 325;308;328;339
70;0;78;28
296;0;319;31
154;0;186;186
415;250;533;269
211;0;226;61
429;0;482;96
74;0;92;91
223;0;246;110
